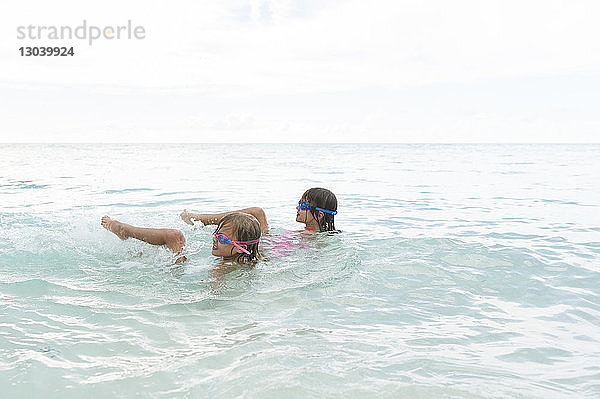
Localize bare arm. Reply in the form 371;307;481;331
180;207;269;233
180;210;221;226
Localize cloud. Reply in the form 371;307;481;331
2;0;599;95
213;113;256;130
1;0;599;142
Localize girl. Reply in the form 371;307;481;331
180;187;338;233
101;212;261;264
295;187;338;233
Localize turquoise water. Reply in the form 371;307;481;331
1;143;599;398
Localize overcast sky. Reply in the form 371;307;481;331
1;0;599;143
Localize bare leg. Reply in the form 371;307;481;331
101;216;186;255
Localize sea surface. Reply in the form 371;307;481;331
1;143;599;398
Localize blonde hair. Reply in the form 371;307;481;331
217;212;261;263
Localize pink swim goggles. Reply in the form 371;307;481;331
213;229;260;255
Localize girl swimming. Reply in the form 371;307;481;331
101;212;261;264
180;187;338;233
296;187;338;232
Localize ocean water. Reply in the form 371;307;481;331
1;143;599;398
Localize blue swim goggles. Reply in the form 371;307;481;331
298;200;338;215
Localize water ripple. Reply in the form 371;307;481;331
1;144;599;398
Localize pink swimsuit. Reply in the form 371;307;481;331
262;230;315;256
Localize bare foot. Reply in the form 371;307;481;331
101;216;129;240
180;209;195;225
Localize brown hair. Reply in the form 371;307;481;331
216;212;261;263
301;187;338;232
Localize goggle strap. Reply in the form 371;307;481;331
234;239;261;244
299;201;337;215
215;232;260;246
231;241;251;255
315;207;338;215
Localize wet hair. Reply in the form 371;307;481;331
301;187;338;232
216;212;261;263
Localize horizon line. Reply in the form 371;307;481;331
2;142;599;145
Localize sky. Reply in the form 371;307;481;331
0;0;599;143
